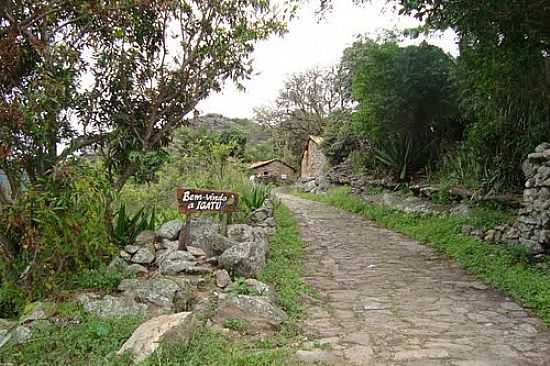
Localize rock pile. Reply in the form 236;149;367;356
1;199;288;363
518;143;550;253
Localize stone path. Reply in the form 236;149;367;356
279;194;550;366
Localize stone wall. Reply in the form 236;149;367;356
518;143;550;253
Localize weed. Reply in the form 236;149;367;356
223;319;249;332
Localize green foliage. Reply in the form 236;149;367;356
223;319;249;332
229;277;254;296
68;265;133;291
259;205;309;320
140;327;299;366
348;38;461;179
0;314;143;365
321;110;366;165
296;187;550;324
239;184;272;213
0;162;115;314
397;0;550;191
111;203;157;248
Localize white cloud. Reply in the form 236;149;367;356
198;0;459;119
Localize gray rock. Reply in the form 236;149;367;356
227;224;265;243
160;239;179;251
118;277;191;313
131;246;155;265
158;220;184;240
158;250;196;275
190;231;238;258
78;293;147;318
124;245;140;254
117;312;198;364
186;246;207;258
450;203;473;217
173;287;195;312
522;159;537;178
244;279;275;299
10;325;31;345
120;250;132;261
215;269;232;288
212;294;287;332
127;264;148;275
108;257;130;272
246;208;270;224
135;230;157;246
484;230;496;242
219;240;267;278
535;142;550;153
0;329;11;349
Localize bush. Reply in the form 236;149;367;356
0;162;115;315
111;203;156;248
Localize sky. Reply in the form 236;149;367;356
198;0;459;119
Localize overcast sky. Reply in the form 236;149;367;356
198;0;458;119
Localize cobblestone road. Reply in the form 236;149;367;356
279;194;550;366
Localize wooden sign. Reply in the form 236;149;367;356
176;188;239;214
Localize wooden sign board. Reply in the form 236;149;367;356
176;188;239;214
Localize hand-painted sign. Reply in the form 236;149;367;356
176;188;239;214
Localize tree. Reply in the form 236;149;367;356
255;66;350;164
0;0;289;203
349;38;460;179
397;0;550;189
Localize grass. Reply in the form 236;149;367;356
294;187;550;324
1;202;309;365
259;204;310;322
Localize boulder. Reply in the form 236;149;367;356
135;230;157;246
118;277;187;311
158;220;184;241
212;294;287;332
10;325;31;345
191;231;238;258
20;302;50;324
215;269;232;288
219;241;267;278
117;312;198;364
158;250;196;275
160;239;179;251
78;293;147;318
227;224;265;243
108;257;130;272
131;246;155;265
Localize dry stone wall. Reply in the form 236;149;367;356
518;142;550;253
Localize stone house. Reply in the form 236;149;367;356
301;135;327;179
249;159;296;183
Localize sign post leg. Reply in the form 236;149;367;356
179;214;192;250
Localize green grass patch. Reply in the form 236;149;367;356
259;204;309;321
141;327;301;366
294;187;550;324
0;313;143;365
67;265;134;291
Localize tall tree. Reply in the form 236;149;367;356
0;0;289;203
255;66;349;163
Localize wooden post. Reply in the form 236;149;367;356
178;214;192;250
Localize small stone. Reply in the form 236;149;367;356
159;250;196;275
131;246;155;265
215;269;232;288
158;220;184;240
160;239;179;251
528;152;546;160
124;245;140;254
186;246;207;258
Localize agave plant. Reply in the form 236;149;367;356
111;203;156;247
239;184;272;212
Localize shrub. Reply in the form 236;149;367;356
0;162;115;314
111;203;156;248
